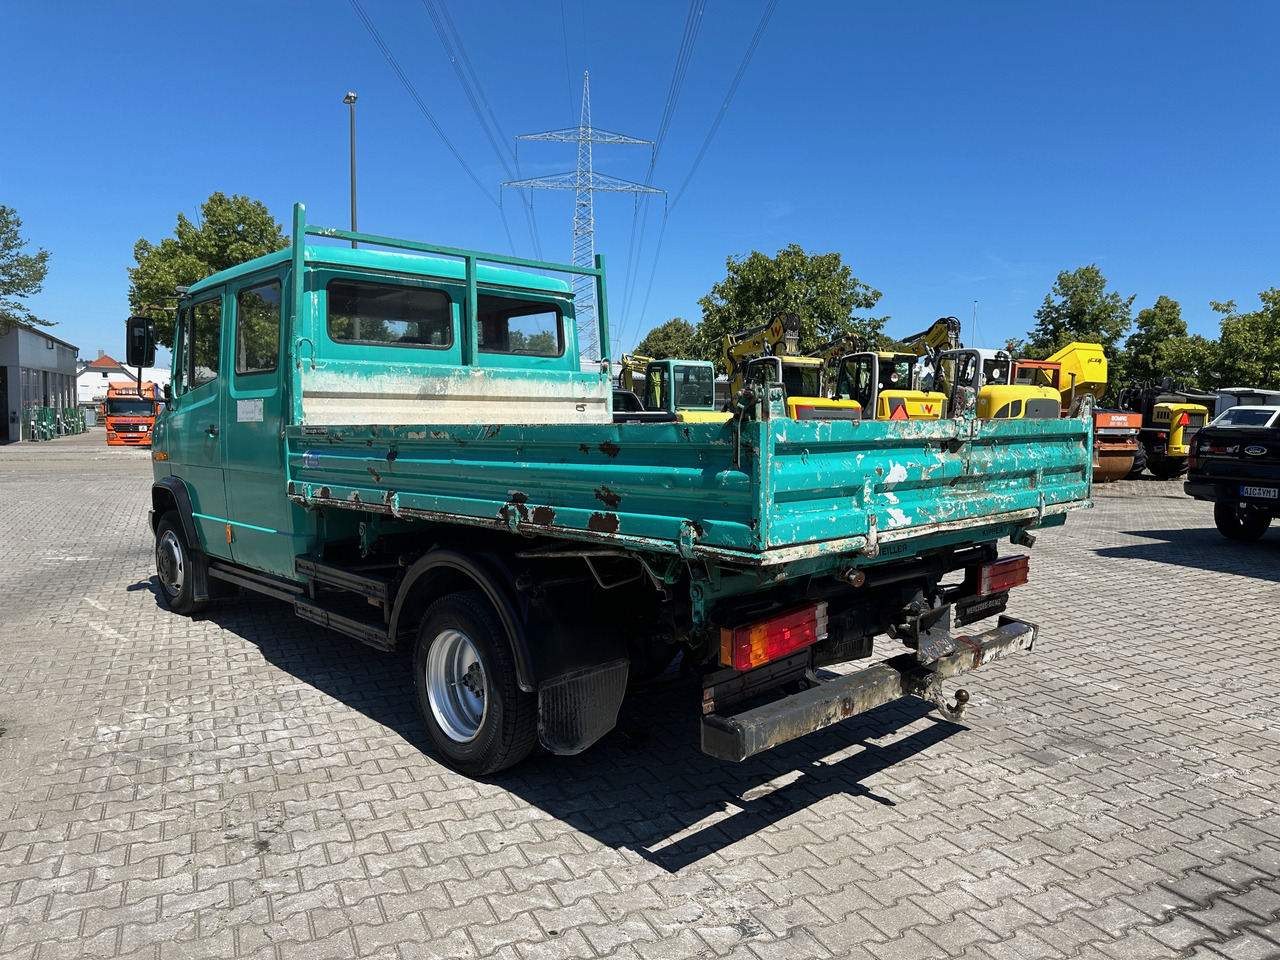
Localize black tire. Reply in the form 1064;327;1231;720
413;590;537;776
1126;441;1148;479
1147;458;1187;480
1214;502;1272;541
155;510;208;615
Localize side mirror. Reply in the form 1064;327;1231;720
163;382;173;404
125;316;156;368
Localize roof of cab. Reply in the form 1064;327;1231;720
185;244;574;298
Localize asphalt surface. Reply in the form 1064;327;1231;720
2;430;1278;960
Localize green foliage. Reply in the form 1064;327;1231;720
634;318;696;359
1156;334;1219;391
694;244;885;372
1123;295;1187;383
0;205;52;335
1027;265;1134;360
1214;290;1280;389
129;192;288;347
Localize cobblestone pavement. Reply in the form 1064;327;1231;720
2;431;1279;960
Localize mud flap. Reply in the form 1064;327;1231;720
537;658;630;755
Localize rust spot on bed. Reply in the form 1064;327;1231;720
588;512;620;533
594;486;622;508
531;506;555;525
598;440;621;459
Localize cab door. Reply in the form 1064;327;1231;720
164;290;233;560
223;273;311;578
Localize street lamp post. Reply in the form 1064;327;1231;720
343;92;358;248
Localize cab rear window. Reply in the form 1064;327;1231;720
327;279;453;347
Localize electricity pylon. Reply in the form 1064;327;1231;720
504;72;664;361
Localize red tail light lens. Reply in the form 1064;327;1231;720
721;602;828;671
979;556;1029;595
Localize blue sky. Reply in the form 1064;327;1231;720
4;1;1278;361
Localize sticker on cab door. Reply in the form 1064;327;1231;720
237;398;264;422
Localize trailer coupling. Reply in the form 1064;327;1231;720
700;616;1037;762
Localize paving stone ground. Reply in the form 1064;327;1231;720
2;430;1278;960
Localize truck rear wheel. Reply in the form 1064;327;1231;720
414;591;537;776
155;511;208;615
1214;502;1272;541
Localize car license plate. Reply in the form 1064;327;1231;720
1241;485;1278;500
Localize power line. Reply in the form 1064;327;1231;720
421;0;543;258
620;0;706;337
672;0;778;212
633;0;779;338
348;0;517;253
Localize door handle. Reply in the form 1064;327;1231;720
206;425;219;437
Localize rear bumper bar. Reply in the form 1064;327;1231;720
701;616;1037;762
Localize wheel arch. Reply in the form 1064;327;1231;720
151;478;201;548
390;550;536;693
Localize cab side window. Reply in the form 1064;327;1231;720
190;298;222;388
477;294;563;357
236;281;281;375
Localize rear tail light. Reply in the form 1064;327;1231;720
721;602;828;671
978;556;1029;595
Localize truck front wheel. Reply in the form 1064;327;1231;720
155;511;209;615
414;591;537;776
1214;502;1272;541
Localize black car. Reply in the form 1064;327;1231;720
1184;405;1280;539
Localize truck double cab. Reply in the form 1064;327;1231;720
129;204;1094;777
1185;405;1280;540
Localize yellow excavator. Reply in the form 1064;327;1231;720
828;318;956;420
721;314;861;420
617;354;728;423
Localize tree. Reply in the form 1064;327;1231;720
694;244;885;371
634;318;696;359
1026;265;1135;360
1156;334;1219;391
1214;290;1280;389
0;205;52;335
1123;295;1187;384
129;192;289;346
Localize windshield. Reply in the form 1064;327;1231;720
1211;407;1280;428
671;364;715;408
782;363;822;398
106;399;155;417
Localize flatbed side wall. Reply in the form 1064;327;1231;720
285;414;1092;565
286;420;762;555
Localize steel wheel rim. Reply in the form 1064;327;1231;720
425;628;487;743
156;530;184;597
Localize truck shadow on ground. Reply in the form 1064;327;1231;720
1094;528;1280;581
130;576;961;872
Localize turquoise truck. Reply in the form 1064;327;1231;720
128;204;1093;776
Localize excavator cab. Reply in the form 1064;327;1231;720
833;352;945;420
937;349;1060;420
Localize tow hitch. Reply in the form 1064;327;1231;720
701;616;1037;762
